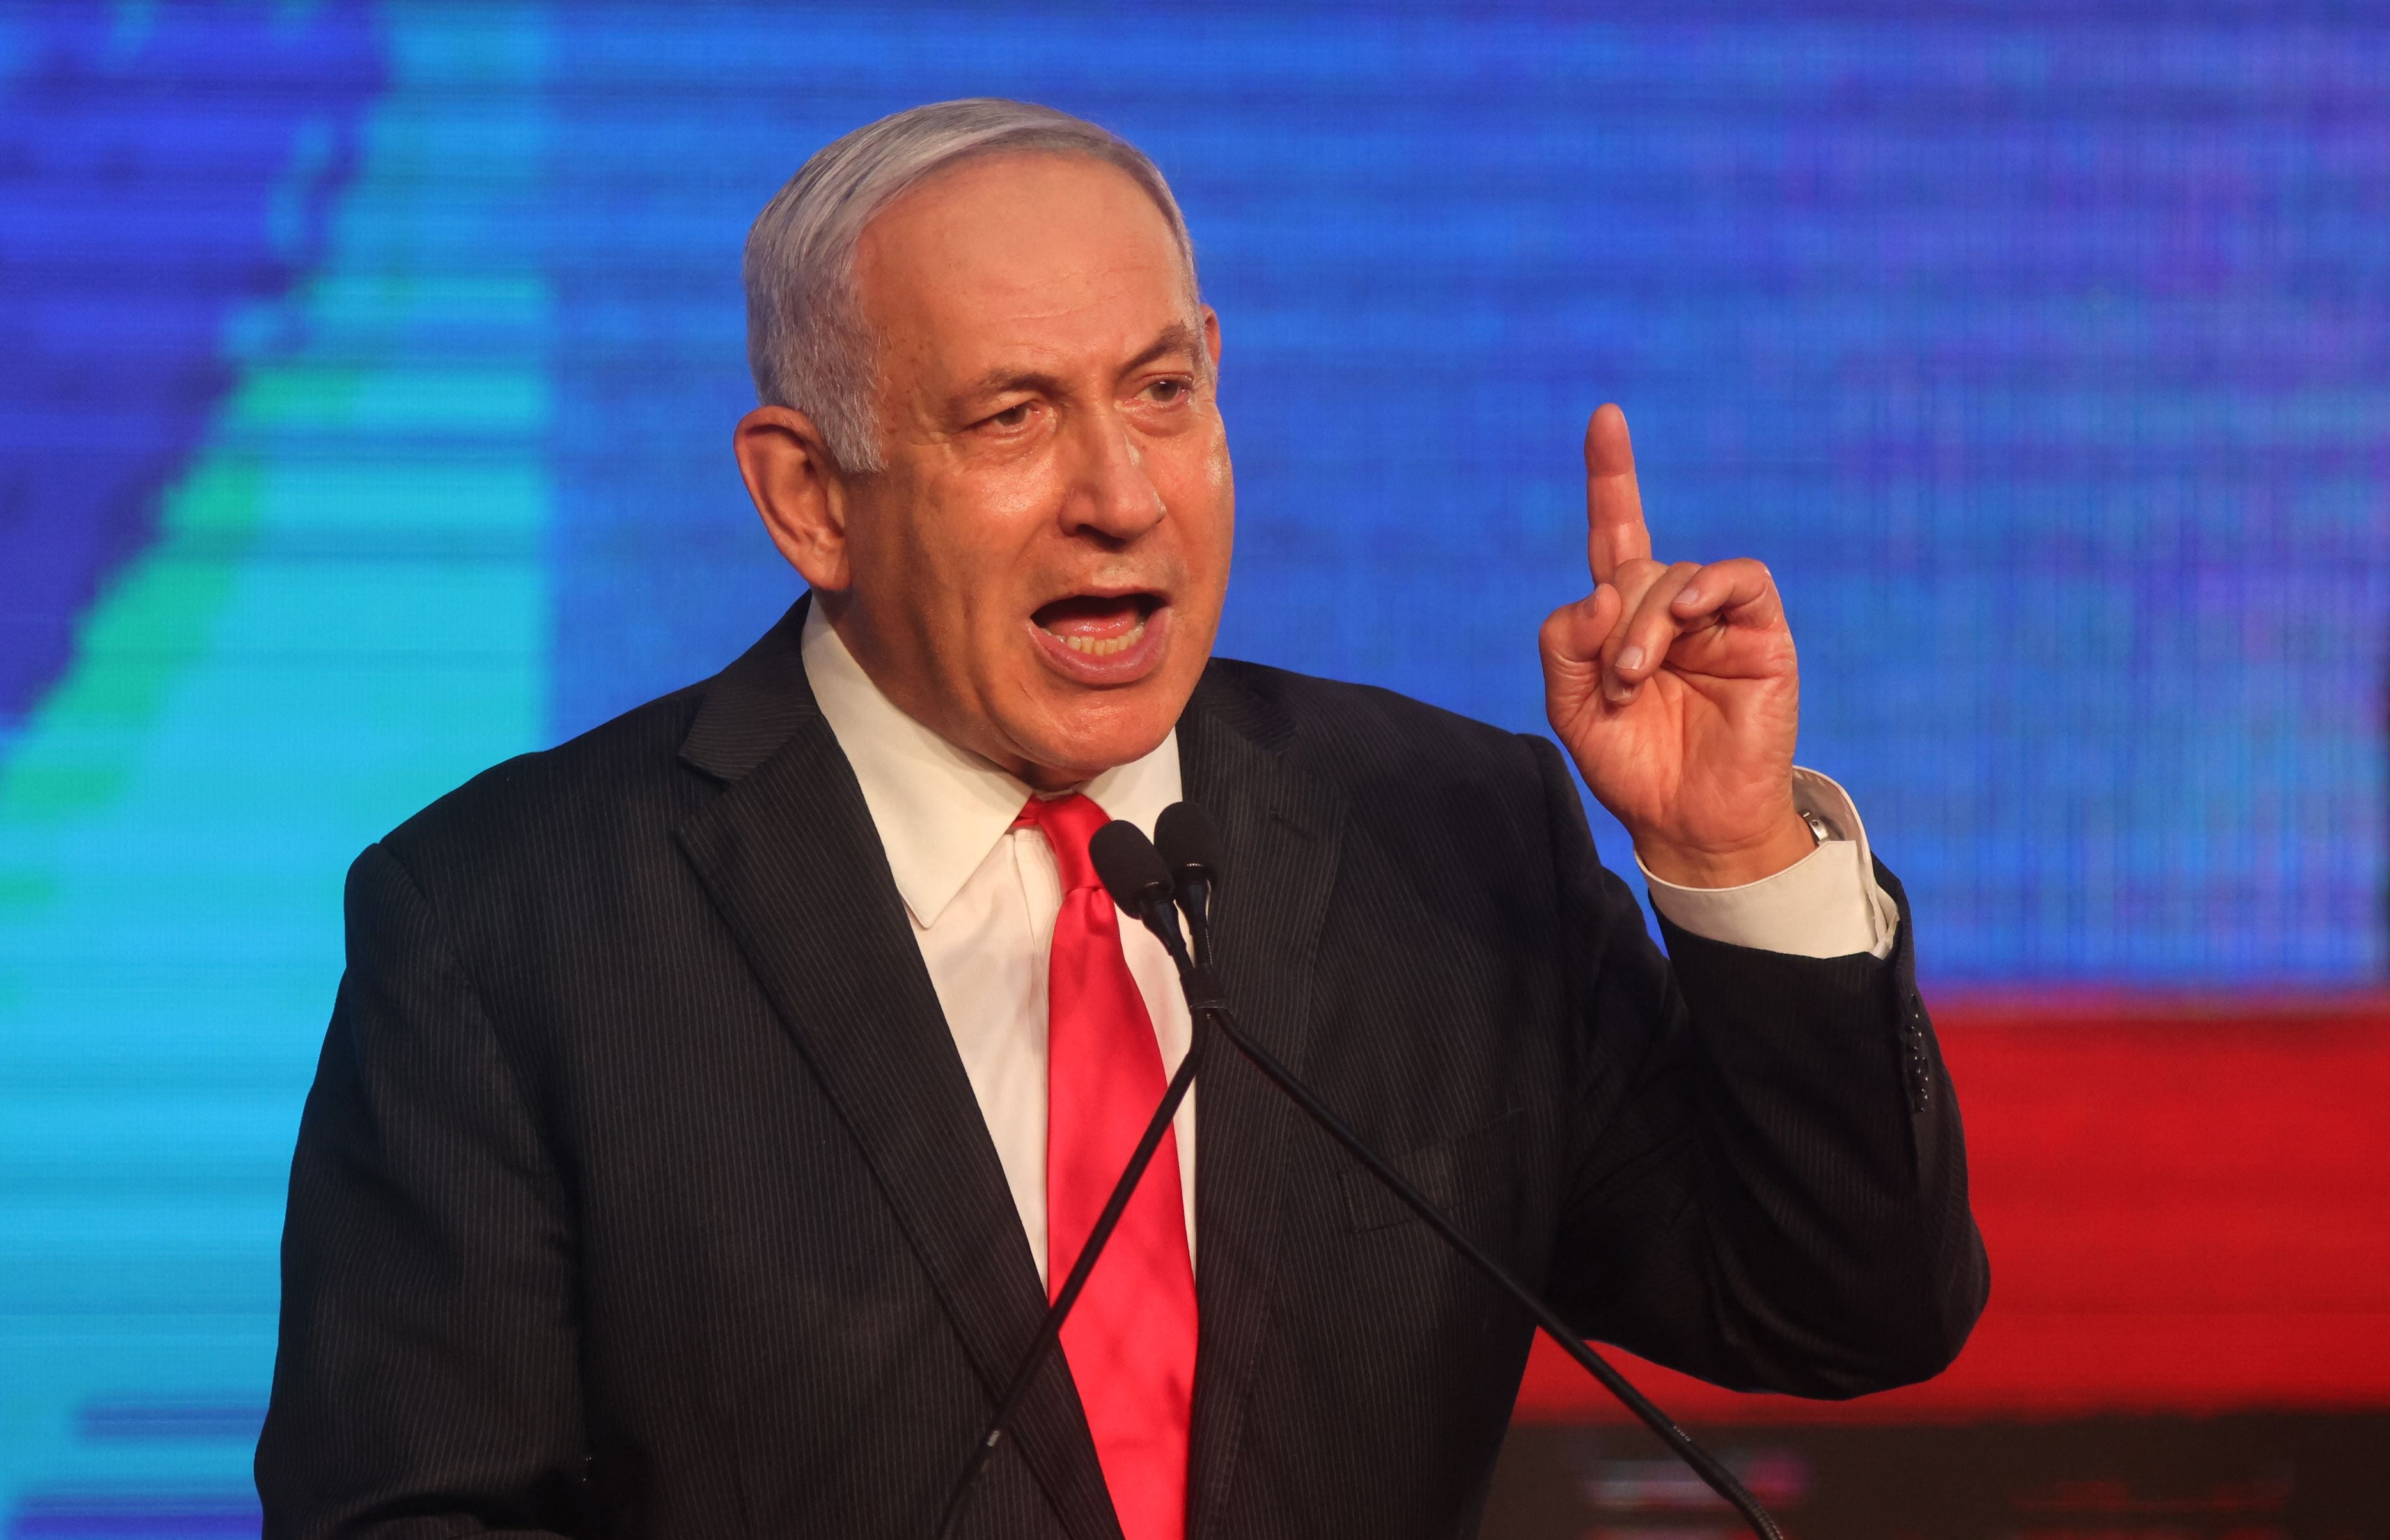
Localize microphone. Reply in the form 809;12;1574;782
1152;804;1222;966
1118;807;1787;1540
1090;820;1188;963
933;820;1205;1540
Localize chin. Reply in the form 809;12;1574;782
1013;687;1185;784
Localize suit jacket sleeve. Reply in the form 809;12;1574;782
256;842;586;1537
1525;736;1990;1397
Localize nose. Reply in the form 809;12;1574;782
1058;404;1166;543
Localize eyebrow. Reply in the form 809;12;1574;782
951;322;1206;408
1118;321;1206;377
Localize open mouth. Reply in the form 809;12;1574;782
1032;592;1161;657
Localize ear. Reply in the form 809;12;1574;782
1201;305;1222;376
734;405;852;592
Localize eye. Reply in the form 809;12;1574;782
984;400;1035;430
1143;377;1192;406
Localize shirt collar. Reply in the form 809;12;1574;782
799;599;1183;928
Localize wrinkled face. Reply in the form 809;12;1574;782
828;152;1233;786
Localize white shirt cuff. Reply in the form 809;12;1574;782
1636;767;1899;960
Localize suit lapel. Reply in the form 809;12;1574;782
1175;668;1348;1539
672;600;1121;1540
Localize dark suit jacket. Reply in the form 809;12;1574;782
257;598;1987;1539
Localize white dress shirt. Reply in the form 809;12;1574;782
799;604;1897;1286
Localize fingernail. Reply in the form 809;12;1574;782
1675;587;1699;608
1605;678;1634;704
1616;644;1645;673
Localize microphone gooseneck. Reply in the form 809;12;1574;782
1116;807;1787;1540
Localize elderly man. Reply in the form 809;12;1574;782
259;100;1986;1539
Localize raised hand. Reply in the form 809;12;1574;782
1538;404;1815;889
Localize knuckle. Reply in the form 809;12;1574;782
1613;568;1664;605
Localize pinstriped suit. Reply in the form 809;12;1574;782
258;597;1987;1539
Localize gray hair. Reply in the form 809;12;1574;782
743;98;1199;474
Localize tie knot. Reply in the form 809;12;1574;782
1014;792;1114;895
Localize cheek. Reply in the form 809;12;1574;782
848;479;983;628
903;469;1055;627
1166;432;1236;572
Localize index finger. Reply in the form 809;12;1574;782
1584;402;1650;585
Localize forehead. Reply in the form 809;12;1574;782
852;152;1196;381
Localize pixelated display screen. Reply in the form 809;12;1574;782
1;1;2384;1525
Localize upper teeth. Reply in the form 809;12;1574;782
1059;618;1146;657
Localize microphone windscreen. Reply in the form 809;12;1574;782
1154;802;1224;883
1089;820;1175;915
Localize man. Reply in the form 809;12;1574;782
258;100;1986;1539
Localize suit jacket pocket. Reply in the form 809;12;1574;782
1341;1108;1522;1233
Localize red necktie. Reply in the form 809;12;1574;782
1016;793;1197;1540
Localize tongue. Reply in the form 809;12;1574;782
1036;595;1144;641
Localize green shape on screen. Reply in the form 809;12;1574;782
0;7;552;1514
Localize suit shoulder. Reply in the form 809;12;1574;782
1201;657;1547;791
373;680;712;894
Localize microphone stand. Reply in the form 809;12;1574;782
937;814;1784;1540
932;922;1207;1536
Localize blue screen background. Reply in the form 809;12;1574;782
2;1;2384;1523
